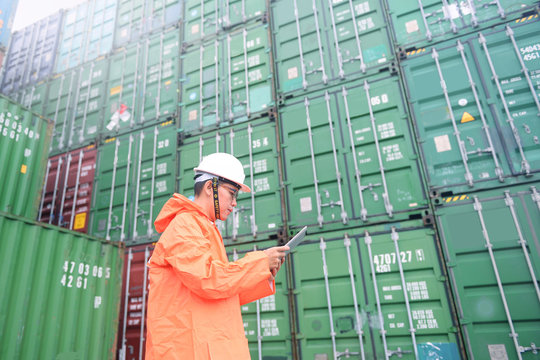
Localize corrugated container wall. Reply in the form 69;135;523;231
0;95;52;218
384;0;540;49
0;0;20;50
271;0;395;97
0;212;124;360
104;27;180;137
56;0;118;73
183;0;267;44
179;22;275;134
226;240;294;359
38;145;97;233
434;184;540;360
0;11;63;95
178;118;284;244
289;221;461;359
401;17;540;196
279;76;430;233
90;121;177;245
114;0;182;48
117;244;153;360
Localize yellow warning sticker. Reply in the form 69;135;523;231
110;85;122;96
20;164;27;174
444;195;469;203
165;80;172;86
461;112;474;123
74;212;87;230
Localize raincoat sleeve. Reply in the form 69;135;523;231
163;214;273;300
238;272;275;306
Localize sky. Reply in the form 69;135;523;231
12;0;87;30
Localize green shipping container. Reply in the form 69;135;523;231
104;28;180;136
435;184;540;360
385;0;539;49
226;240;294;359
290;222;460;359
178;118;283;243
114;0;182;47
56;0;117;73
69;57;109;150
13;80;49;115
271;0;394;96
280;77;429;233
45;70;79;154
90;122;177;244
0;95;52;218
183;0;266;43
402;18;540;196
0;212;123;360
180;23;274;134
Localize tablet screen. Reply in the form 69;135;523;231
285;226;308;253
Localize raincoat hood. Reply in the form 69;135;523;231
154;193;208;233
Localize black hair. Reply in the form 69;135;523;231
194;179;208;197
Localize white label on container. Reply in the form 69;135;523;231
357;17;375;32
300;197;312;212
378;122;396;139
383;144;403;162
24;148;32;157
407;281;429;300
406;20;419;33
458;98;468;106
188;110;198;121
268;223;276;229
157;162;167;175
253;159;267;173
288;67;298;80
488;344;508;360
355;1;370;15
254;177;270;192
434;134;452;152
191;24;200;34
443;3;460;19
261;319;280;336
94;296;102;309
260;295;276;311
412;309;438;329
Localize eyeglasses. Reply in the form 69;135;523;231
220;184;239;200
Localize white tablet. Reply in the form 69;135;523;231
285;226;308;253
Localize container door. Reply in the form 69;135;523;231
435;185;540;360
223;119;283;243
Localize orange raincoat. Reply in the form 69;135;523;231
145;193;275;360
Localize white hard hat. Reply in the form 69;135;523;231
194;153;251;192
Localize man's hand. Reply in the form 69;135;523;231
263;245;289;276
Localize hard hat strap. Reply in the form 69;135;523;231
212;177;220;220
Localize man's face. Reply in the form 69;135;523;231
218;183;239;220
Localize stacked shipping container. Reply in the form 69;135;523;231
0;0;539;359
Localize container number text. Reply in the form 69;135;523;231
373;251;412;273
60;261;111;290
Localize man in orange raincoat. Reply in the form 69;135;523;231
145;152;289;359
